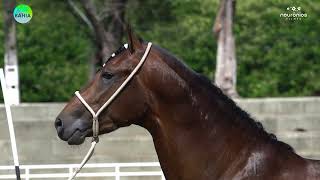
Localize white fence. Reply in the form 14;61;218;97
0;162;165;180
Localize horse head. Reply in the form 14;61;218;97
55;28;154;145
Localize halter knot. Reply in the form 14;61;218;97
92;116;99;142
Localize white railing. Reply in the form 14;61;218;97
0;162;165;180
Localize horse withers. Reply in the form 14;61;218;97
55;28;320;179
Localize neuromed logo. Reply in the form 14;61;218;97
280;6;307;21
13;4;33;24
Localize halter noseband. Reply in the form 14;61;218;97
69;42;152;180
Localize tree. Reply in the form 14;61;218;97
3;0;20;104
213;0;238;98
68;0;127;78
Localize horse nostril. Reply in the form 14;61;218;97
55;118;63;129
55;117;65;137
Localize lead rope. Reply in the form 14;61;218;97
68;42;152;180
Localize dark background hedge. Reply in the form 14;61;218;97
0;0;319;102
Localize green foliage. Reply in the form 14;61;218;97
128;0;320;97
235;0;320;97
127;0;218;77
0;0;319;102
0;0;92;101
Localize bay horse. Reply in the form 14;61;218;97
55;28;320;179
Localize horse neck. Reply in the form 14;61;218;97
139;50;262;179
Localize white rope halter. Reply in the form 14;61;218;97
68;42;152;180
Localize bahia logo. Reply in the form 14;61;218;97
13;4;33;24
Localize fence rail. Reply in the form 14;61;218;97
0;162;165;180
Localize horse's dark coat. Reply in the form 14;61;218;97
55;29;320;179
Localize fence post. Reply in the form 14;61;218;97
69;167;73;178
25;168;29;180
115;165;120;180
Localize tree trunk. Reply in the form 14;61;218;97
213;0;238;98
70;0;127;78
3;0;20;104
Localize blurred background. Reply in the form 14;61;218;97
0;0;319;102
0;0;319;179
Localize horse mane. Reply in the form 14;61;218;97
152;44;293;152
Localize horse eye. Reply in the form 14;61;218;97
102;72;114;79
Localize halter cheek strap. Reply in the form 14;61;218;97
68;42;152;180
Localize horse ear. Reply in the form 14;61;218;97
126;24;143;54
